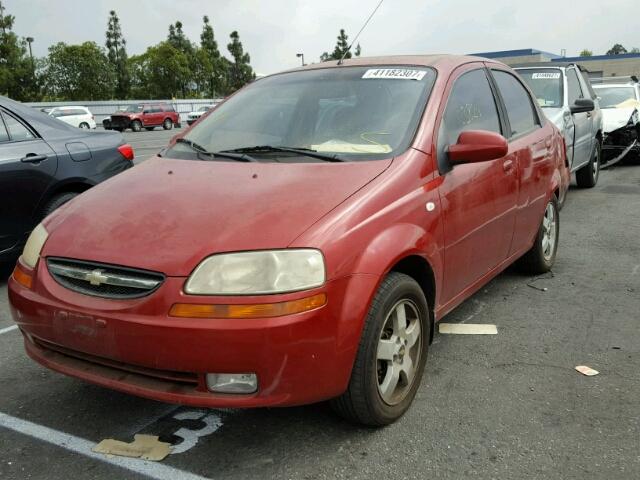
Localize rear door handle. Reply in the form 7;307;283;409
586;112;592;118
503;159;514;172
21;153;47;163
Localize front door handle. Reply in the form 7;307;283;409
586;112;592;118
503;159;514;172
21;153;47;163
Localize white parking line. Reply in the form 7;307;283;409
439;323;498;335
0;412;211;480
0;325;18;335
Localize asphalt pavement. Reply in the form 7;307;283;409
0;156;639;480
120;126;183;164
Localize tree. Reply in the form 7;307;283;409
44;42;115;100
320;29;362;62
226;31;254;92
105;10;130;98
197;15;225;97
129;42;190;99
606;44;627;55
630;47;640;54
579;49;593;57
0;1;40;101
167;21;197;96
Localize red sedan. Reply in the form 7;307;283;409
9;55;567;426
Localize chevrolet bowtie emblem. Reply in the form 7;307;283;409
85;269;109;286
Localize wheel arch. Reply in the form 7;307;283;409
36;180;93;218
388;255;437;343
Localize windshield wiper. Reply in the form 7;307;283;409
175;138;257;162
220;145;344;162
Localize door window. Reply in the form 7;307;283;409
566;68;584;105
438;69;501;169
2;112;35;141
492;70;539;137
0;115;9;143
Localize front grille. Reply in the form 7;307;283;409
109;116;130;127
34;337;199;386
47;257;164;299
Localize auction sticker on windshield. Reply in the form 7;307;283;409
362;68;427;80
531;72;561;79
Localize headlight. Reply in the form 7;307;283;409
21;223;49;269
185;249;325;295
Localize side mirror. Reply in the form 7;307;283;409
570;98;595;114
448;130;508;165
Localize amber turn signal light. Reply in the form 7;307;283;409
169;293;327;319
12;265;33;289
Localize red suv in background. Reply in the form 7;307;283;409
103;103;181;132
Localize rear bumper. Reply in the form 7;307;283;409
9;261;378;408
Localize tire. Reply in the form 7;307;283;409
575;139;600;188
131;120;142;132
41;192;78;219
163;118;173;130
330;272;431;426
145;127;155;131
79;122;90;129
518;196;559;274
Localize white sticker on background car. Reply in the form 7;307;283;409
531;72;561;79
362;68;426;80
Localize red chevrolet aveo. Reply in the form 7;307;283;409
9;55;567;426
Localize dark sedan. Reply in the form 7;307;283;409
0;96;134;262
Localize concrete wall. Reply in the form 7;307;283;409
25;99;223;125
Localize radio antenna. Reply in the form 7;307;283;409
338;0;385;65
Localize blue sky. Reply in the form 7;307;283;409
6;0;637;75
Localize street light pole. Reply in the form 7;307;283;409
296;53;305;66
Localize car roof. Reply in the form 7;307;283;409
1;95;91;138
512;62;593;74
277;54;502;76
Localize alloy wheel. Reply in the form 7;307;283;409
376;299;422;405
541;202;557;261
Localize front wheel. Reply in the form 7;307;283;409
576;140;600;188
518;196;559;274
330;272;430;426
131;120;142;132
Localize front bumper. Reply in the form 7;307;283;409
9;259;378;408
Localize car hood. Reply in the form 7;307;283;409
43;156;391;276
601;106;639;133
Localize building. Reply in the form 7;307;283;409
471;48;640;79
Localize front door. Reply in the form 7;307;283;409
435;66;518;305
567;67;593;170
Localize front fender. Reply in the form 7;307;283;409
352;222;443;309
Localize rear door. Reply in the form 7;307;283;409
567;67;593;170
0;108;58;253
489;68;551;255
436;65;518;304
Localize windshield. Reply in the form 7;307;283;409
168;66;436;162
594;86;637;108
516;68;563;108
198;106;211;112
124;104;143;113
